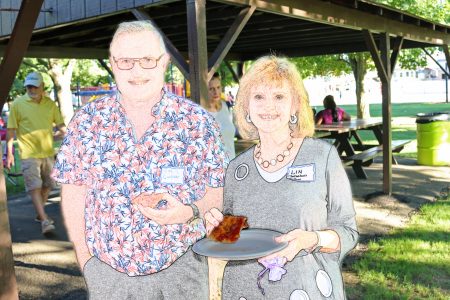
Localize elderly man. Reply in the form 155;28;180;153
6;72;66;234
51;21;228;299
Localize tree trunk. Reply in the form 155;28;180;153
349;54;371;119
47;59;76;125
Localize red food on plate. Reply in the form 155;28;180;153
131;193;164;208
209;215;248;243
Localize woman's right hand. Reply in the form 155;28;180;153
204;208;224;236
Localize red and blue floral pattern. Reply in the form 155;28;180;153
51;91;228;276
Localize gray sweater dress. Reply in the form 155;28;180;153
222;137;358;300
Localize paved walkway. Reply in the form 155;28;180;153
7;149;450;299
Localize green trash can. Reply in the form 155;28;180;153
416;112;450;166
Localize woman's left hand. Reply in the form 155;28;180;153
259;229;318;263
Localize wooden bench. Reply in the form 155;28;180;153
341;159;354;166
342;140;411;178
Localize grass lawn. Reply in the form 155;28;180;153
339;102;450;159
346;192;450;299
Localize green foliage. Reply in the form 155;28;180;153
373;0;450;24
292;0;450;79
9;78;26;99
164;61;240;89
164;62;185;84
372;0;450;71
290;55;352;79
71;59;110;87
215;61;240;88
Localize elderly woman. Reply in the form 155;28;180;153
205;56;358;299
207;74;236;159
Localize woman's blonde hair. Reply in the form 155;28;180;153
235;55;315;140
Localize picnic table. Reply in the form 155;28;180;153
315;118;411;179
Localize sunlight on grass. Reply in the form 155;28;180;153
349;199;450;299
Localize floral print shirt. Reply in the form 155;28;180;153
51;91;228;276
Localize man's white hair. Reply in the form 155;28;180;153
110;21;167;55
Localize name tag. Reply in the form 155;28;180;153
160;167;185;185
286;164;315;182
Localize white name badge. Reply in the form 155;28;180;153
160;167;185;185
286;164;315;182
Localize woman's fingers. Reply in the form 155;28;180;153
204;208;224;235
204;208;223;227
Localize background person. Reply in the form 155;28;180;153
315;94;351;125
207;74;236;160
51;21;228;299
6;72;66;234
226;91;234;109
205;56;358;299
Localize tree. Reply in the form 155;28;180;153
290;0;450;119
371;0;450;70
291;53;374;119
71;59;110;88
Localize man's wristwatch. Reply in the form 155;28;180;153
187;203;200;223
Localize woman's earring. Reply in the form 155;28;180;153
290;114;298;124
246;113;252;123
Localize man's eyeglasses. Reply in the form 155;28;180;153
113;54;165;70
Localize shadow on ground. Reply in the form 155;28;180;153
7;153;449;299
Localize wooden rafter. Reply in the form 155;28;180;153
422;48;450;77
390;36;404;71
187;0;209;107
131;8;190;81
225;61;239;83
443;44;450;70
207;5;256;79
362;29;389;83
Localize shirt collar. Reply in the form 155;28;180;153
113;88;172;118
24;93;44;103
151;88;171;118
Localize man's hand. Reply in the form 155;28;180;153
5;153;14;171
137;193;193;225
5;128;16;171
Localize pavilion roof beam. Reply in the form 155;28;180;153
390;36;404;71
422;47;450;77
225;61;239;83
97;59;114;79
0;45;109;59
132;8;190;81
207;5;256;79
362;29;389;83
443;44;450;72
219;0;450;45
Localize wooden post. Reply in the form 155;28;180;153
0;163;18;300
0;0;45;109
0;1;45;298
380;32;392;195
186;0;209;107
